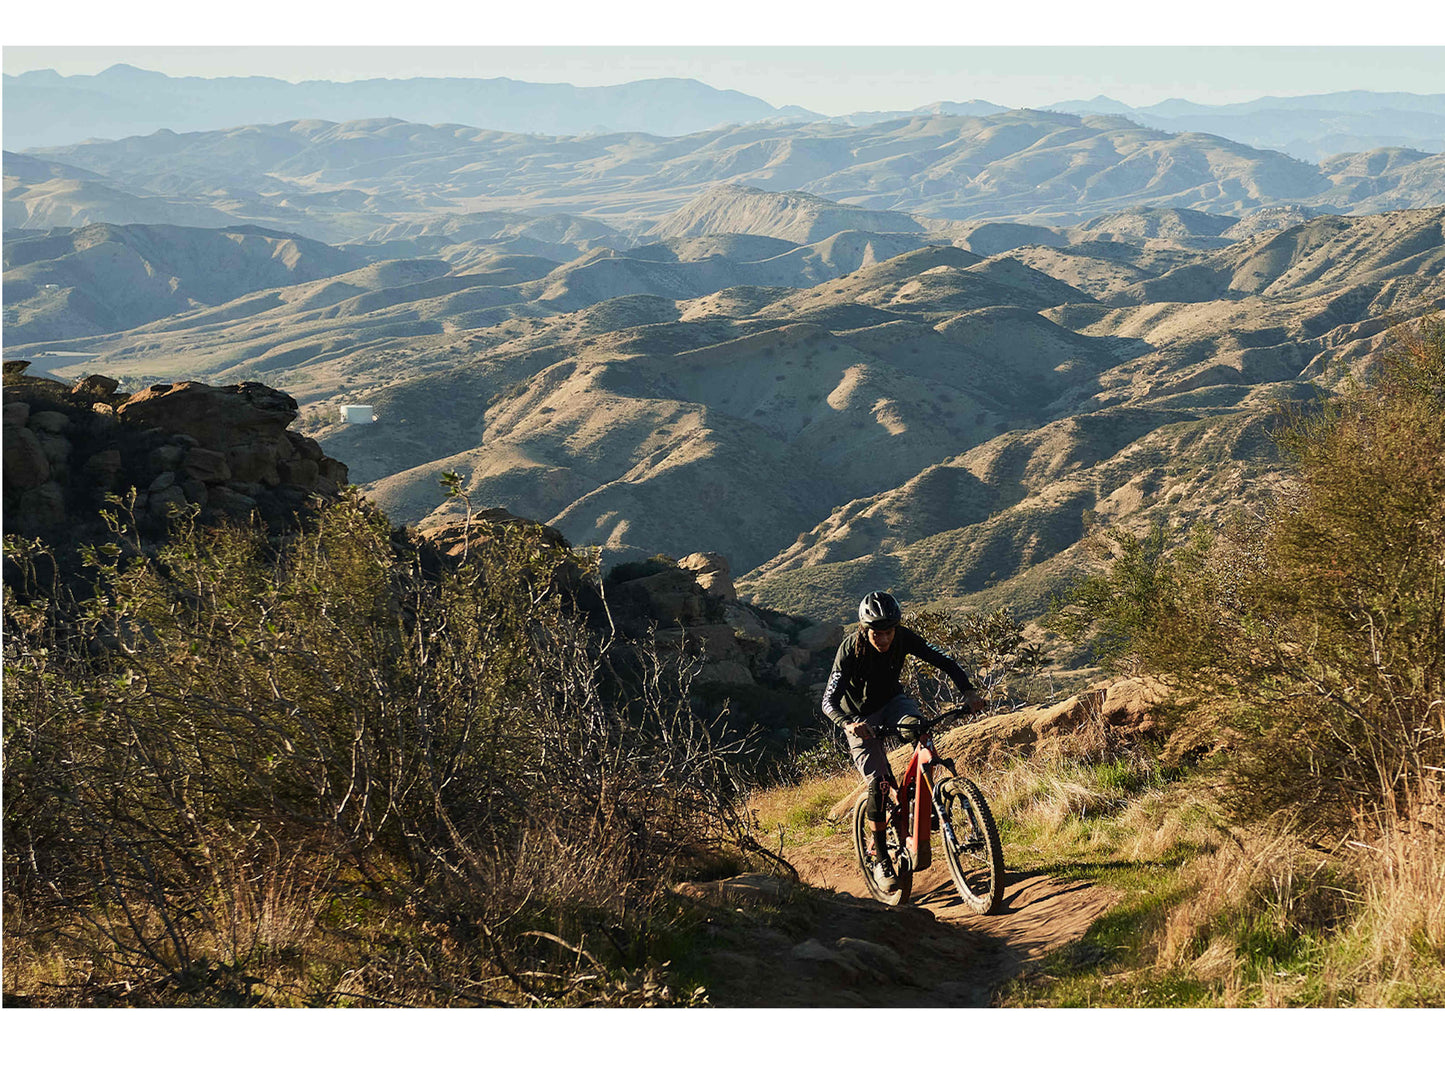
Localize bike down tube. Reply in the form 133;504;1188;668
911;743;937;872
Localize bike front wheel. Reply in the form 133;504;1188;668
936;777;1005;914
852;793;912;906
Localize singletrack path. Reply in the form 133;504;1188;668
682;831;1114;1007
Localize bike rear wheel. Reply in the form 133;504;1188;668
936;777;1005;914
852;793;912;906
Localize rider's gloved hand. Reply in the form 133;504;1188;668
960;689;989;715
845;717;873;740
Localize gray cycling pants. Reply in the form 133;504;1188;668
846;695;924;819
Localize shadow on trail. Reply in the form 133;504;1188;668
913;868;1093;915
759;832;1119;1005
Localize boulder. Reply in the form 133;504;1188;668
418;508;570;562
180;477;208;506
117;381;299;446
226;442;282;486
28;410;70;434
317;457;349;486
679;551;731;577
148;444;185;473
4;426;50;489
36;431;72;467
181;446;231;484
117;382;302;490
776;655;806;686
834;938;905;983
611;567;706;626
278;458;320;487
790;940;862;985
679;551;736;600
722;602;771;657
83;449;122;487
150;484;190;517
3;370;350;560
287;432;326;461
16;481;66;529
673;874;790;906
797;622;845;653
70;374;120;398
209;486;259;517
697;659;756;685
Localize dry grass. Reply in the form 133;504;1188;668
748;775;855;844
1149;809;1445;1006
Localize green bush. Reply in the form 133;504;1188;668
1046;520;1210;672
1204;319;1445;827
1050;318;1445;831
904;603;1052;709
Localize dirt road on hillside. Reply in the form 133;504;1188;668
681;831;1115;1007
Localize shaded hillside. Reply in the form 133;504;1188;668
3;151;243;233
3;223;372;343
9;216;951;385
354;210;635;268
650;184;926;244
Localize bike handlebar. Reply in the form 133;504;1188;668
913;702;985;738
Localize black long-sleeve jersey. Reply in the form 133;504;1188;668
821;626;974;727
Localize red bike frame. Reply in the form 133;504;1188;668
883;732;945;873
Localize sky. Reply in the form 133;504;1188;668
5;2;1445;115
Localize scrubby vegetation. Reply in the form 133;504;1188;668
3;496;759;1006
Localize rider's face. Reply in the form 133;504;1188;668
866;626;896;652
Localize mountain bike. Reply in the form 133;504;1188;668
852;705;1005;913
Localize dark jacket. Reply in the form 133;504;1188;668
821;626;974;728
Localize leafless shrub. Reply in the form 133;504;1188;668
3;496;754;1005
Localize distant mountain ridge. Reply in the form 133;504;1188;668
1047;91;1445;161
832;91;1445;161
14;112;1445;248
3;64;816;151
7;65;1443;160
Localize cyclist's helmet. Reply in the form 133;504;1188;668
858;591;902;630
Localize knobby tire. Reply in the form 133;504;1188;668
852;793;912;906
936;776;1005;915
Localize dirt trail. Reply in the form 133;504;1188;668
683;830;1114;1007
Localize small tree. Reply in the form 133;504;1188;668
1046;520;1209;673
904;604;1052;710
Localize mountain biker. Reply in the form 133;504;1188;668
822;591;986;892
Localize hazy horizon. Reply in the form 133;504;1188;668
7;44;1445;117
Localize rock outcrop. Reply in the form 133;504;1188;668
2;363;348;546
604;548;843;697
397;519;842;744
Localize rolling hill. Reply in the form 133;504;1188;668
18;188;1443;623
14;111;1445;246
